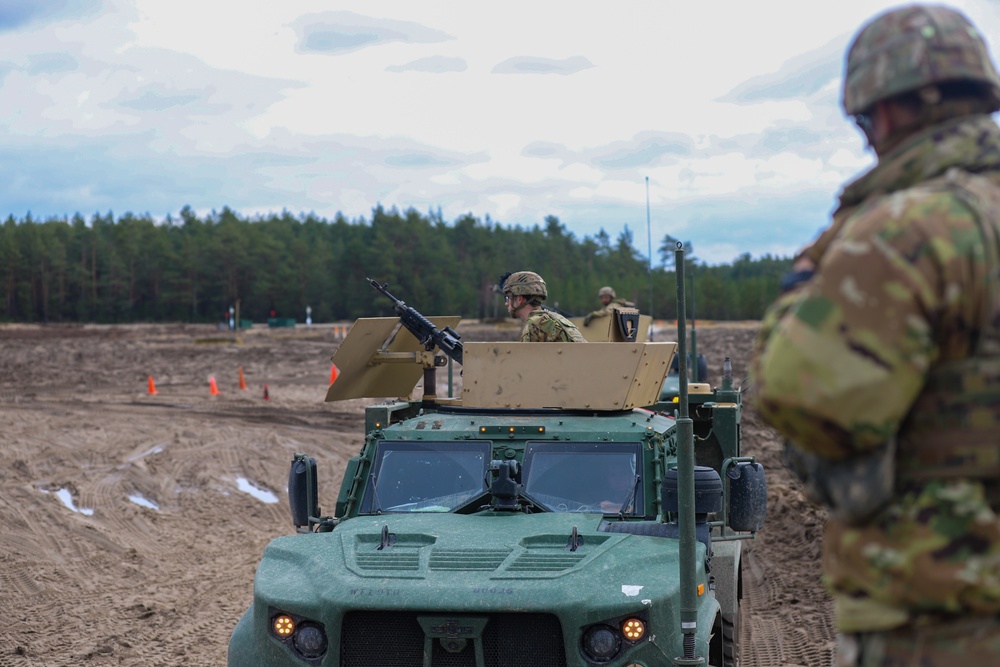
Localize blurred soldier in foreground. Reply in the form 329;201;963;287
583;286;635;326
752;4;1000;666
502;271;585;342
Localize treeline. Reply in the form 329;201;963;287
0;206;793;324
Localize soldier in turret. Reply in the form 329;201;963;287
753;4;1000;665
583;286;635;326
502;271;585;342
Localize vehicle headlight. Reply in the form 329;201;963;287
581;624;621;663
272;614;295;637
622;617;646;641
293;622;328;660
580;613;649;665
270;610;328;662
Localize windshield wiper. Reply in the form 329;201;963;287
615;475;641;519
370;473;383;515
451;491;491;514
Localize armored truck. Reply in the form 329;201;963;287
229;277;766;667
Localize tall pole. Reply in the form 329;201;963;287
646;176;654;341
673;244;702;666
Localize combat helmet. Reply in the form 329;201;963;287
843;4;1000;115
503;271;547;300
598;286;616;298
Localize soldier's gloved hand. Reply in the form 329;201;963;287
779;255;816;293
779;269;814;293
583;314;593;326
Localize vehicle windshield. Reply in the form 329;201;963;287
361;441;491;513
522;442;642;515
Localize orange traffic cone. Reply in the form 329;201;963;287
147;376;158;395
238;366;248;390
209;376;220;396
329;364;340;385
263;384;270;401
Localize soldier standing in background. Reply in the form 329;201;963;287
502;271;585;342
583;286;635;326
752;4;1000;665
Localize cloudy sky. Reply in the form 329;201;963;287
4;0;1000;265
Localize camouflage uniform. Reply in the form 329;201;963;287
584;300;636;326
584;287;635;326
752;5;1000;665
520;308;586;342
502;270;586;343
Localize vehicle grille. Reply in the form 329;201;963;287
341;611;566;667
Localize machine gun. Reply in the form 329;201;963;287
368;278;463;365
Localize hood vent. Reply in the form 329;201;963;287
508;553;585;572
429;549;511;571
355;551;420;571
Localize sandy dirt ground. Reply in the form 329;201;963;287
0;320;833;667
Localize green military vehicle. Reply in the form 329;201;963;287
229;267;766;667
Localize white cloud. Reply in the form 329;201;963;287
3;0;1000;263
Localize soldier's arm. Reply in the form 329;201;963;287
752;190;973;459
583;308;607;326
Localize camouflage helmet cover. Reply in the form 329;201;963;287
598;286;616;298
843;4;1000;115
503;271;547;300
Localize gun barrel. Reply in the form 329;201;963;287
367;278;398;303
368;278;463;365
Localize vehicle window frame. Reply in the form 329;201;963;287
521;441;644;515
359;440;493;514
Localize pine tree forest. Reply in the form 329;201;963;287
0;206;794;324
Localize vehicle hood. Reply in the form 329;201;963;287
254;512;697;616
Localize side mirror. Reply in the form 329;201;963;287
725;460;767;532
288;453;319;528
